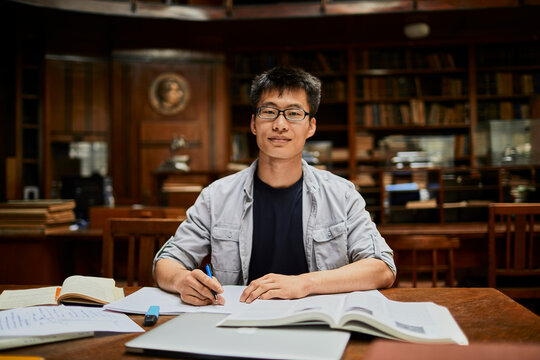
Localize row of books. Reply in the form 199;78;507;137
232;51;346;75
0;199;75;234
364;49;461;70
356;101;469;126
477;72;538;96
476;44;540;67
357;76;466;99
289;51;346;74
322;80;346;102
477;101;531;121
231;80;252;104
232;53;279;75
232;45;537;75
233;79;347;104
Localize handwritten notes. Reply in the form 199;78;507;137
0;305;143;337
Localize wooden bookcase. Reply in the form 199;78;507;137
15;29;43;200
353;45;471;168
228;41;540;224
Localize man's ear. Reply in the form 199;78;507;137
307;117;316;138
250;114;257;135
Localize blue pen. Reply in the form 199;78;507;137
205;264;218;300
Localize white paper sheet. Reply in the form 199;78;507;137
104;286;249;315
0;305;144;337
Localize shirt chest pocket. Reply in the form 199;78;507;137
312;221;348;270
211;226;241;273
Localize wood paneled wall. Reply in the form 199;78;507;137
45;58;110;140
43;52;228;205
44;57;111;197
111;52;229;204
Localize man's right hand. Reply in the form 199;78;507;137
154;258;225;306
176;268;225;306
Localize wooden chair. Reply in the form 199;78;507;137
101;217;184;286
390;235;460;288
488;203;540;299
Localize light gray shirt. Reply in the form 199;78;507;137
154;159;395;285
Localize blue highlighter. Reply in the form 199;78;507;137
143;305;160;326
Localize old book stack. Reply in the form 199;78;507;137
0;199;75;235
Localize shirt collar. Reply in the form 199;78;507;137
244;158;319;198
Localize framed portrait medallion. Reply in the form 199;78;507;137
148;73;191;115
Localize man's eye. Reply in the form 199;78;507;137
287;110;302;116
262;109;277;115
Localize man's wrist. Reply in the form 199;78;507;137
173;268;191;293
299;272;316;297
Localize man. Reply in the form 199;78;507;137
153;66;395;306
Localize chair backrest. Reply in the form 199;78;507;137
488;203;540;298
128;207;187;219
389;235;460;288
102;217;184;286
128;208;167;218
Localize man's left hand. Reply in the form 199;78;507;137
240;273;308;304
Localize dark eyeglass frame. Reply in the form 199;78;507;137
255;106;310;122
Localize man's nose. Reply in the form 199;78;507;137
272;113;289;130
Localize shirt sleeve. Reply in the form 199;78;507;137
345;185;397;276
152;187;212;273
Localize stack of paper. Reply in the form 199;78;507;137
0;305;143;350
104;285;248;315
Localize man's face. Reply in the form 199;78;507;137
250;88;316;162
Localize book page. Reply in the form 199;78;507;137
384;299;467;344
220;293;347;327
58;275;122;304
340;292;468;344
0;287;58;310
287;294;346;325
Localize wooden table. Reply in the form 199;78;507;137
1;287;538;360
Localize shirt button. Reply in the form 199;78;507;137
327;231;331;237
227;232;232;238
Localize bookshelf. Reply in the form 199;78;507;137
474;42;540;166
352;45;471;171
228;41;540;225
15;28;43;199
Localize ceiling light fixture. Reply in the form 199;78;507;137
403;22;431;39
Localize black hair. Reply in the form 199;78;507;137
249;66;322;117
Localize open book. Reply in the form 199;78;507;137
218;290;468;345
0;275;124;309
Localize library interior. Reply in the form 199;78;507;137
0;0;539;358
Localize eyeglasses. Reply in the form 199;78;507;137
256;106;310;122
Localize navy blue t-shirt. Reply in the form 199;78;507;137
248;174;308;283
